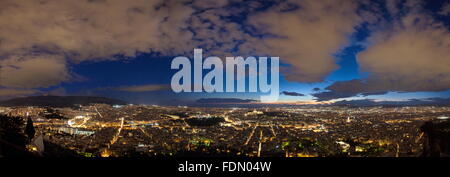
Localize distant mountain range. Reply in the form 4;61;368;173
0;96;127;107
332;98;450;107
188;97;450;108
196;98;257;104
2;95;447;108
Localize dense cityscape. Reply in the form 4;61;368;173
1;103;449;157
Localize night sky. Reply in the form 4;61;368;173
0;0;449;105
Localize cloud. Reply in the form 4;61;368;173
0;0;195;90
332;98;450;107
281;91;305;97
440;3;450;15
312;80;388;101
312;87;321;92
111;84;170;92
358;15;450;91
313;1;450;101
247;0;361;82
0;0;195;61
0;88;38;97
0;86;67;99
192;0;229;9
1;0;448;101
313;92;360;102
0;0;263;92
187;2;262;57
0;54;70;88
0;0;368;91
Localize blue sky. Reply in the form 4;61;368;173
0;0;449;105
60;41;450;104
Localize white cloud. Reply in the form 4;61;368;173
0;0;197;90
0;54;70;88
357;5;450;93
0;0;196;61
314;0;450;101
247;0;361;82
0;88;38;97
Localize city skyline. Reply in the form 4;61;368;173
3;2;450;175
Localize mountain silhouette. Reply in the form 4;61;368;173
0;96;127;107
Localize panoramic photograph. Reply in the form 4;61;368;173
0;0;449;175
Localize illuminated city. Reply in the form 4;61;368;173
1;103;448;157
1;0;450;176
0;0;449;165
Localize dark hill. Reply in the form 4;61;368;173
0;96;127;107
